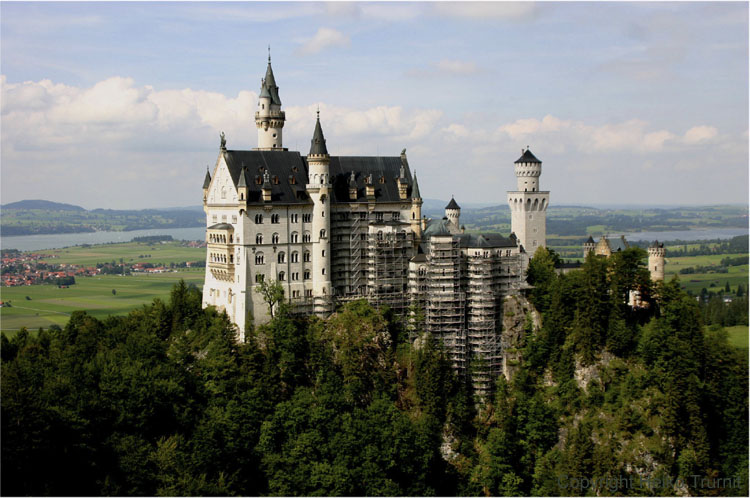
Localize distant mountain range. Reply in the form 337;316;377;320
1;199;747;237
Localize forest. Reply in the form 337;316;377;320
1;247;748;496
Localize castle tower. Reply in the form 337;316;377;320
648;240;666;281
583;235;595;258
411;172;423;240
306;112;332;307
445;197;461;230
507;147;549;254
255;50;286;150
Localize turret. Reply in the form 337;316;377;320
411;172;423;239
255;50;286;150
514;147;542;192
202;167;211;205
237;165;249;206
648;240;666;281
398;150;409;200
583;235;595;258
445;197;461;230
305;112;332;304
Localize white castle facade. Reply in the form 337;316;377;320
202;57;560;392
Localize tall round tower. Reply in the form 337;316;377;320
507;147;549;255
306;111;332;306
648;240;666;281
255;51;286;150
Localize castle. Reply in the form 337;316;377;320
201;56;662;393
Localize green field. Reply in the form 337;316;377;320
0;271;204;331
35;241;205;266
725;325;749;350
665;254;748;294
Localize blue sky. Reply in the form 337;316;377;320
1;1;747;209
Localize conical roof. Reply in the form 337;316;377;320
260;55;282;106
237;166;248;188
586;235;595;244
412;173;421;199
514;148;541;164
202;169;212;189
445;197;460;210
309;115;328;156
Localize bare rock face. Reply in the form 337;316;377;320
573;351;615;391
501;294;541;380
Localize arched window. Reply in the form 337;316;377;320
229;254;234;263
271;214;279;224
256;234;263;244
303;231;311;243
272;233;279;244
255;252;264;265
291;232;299;243
278;271;286;281
255;214;263;224
291;251;299;263
304;251;311;262
255;273;264;283
320;229;326;239
278;252;286;263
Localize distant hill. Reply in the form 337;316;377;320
2;199;85;211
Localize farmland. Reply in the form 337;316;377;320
0;271;204;331
34;240;205;266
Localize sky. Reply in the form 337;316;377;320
1;1;748;210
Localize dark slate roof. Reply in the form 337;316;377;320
309;117;328;156
262;62;281;105
411;253;427;263
237;167;248;188
514;148;541;164
203;170;212;189
208;223;234;230
457;233;516;248
586;235;595;244
222;150;311;205
608;235;630;252
445;197;460;210
423;218;453;236
326;156;416;204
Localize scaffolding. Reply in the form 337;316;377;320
365;229;413;315
466;254;502;393
424;237;466;374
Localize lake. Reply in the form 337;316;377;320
1;226;747;252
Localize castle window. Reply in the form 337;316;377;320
273;175;279;185
291;232;299;243
291;272;299;281
271;214;279;223
255;252;265;265
303;214;312;223
392;212;400;220
292;290;300;298
305;289;312;297
278;252;286;263
272;233;279;244
229;254;234;263
289;175;296;185
304;251;311;262
291;251;299;263
375;212;384;221
322;268;326;275
322;250;326;257
320;229;326;239
278;271;285;281
255;214;263;224
255;273;264;283
273;133;277;139
256;234;263;244
256;176;262;185
360;212;368;220
304;270;310;280
240;193;244;200
303;232;311;243
290;214;298;223
379;176;385;184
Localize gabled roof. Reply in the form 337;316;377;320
423;218;453;236
514;148;541;164
309;116;328;156
445;197;460;210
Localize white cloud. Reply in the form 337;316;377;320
435;59;478;75
683;125;718;144
296;27;350;56
432;2;538;21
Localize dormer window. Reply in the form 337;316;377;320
273;176;280;185
379;176;385;184
255;176;262;185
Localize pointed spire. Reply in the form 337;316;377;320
412;172;421;199
259;47;281;105
203;167;212;189
237;164;248;188
309;112;328;156
445;196;460;210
